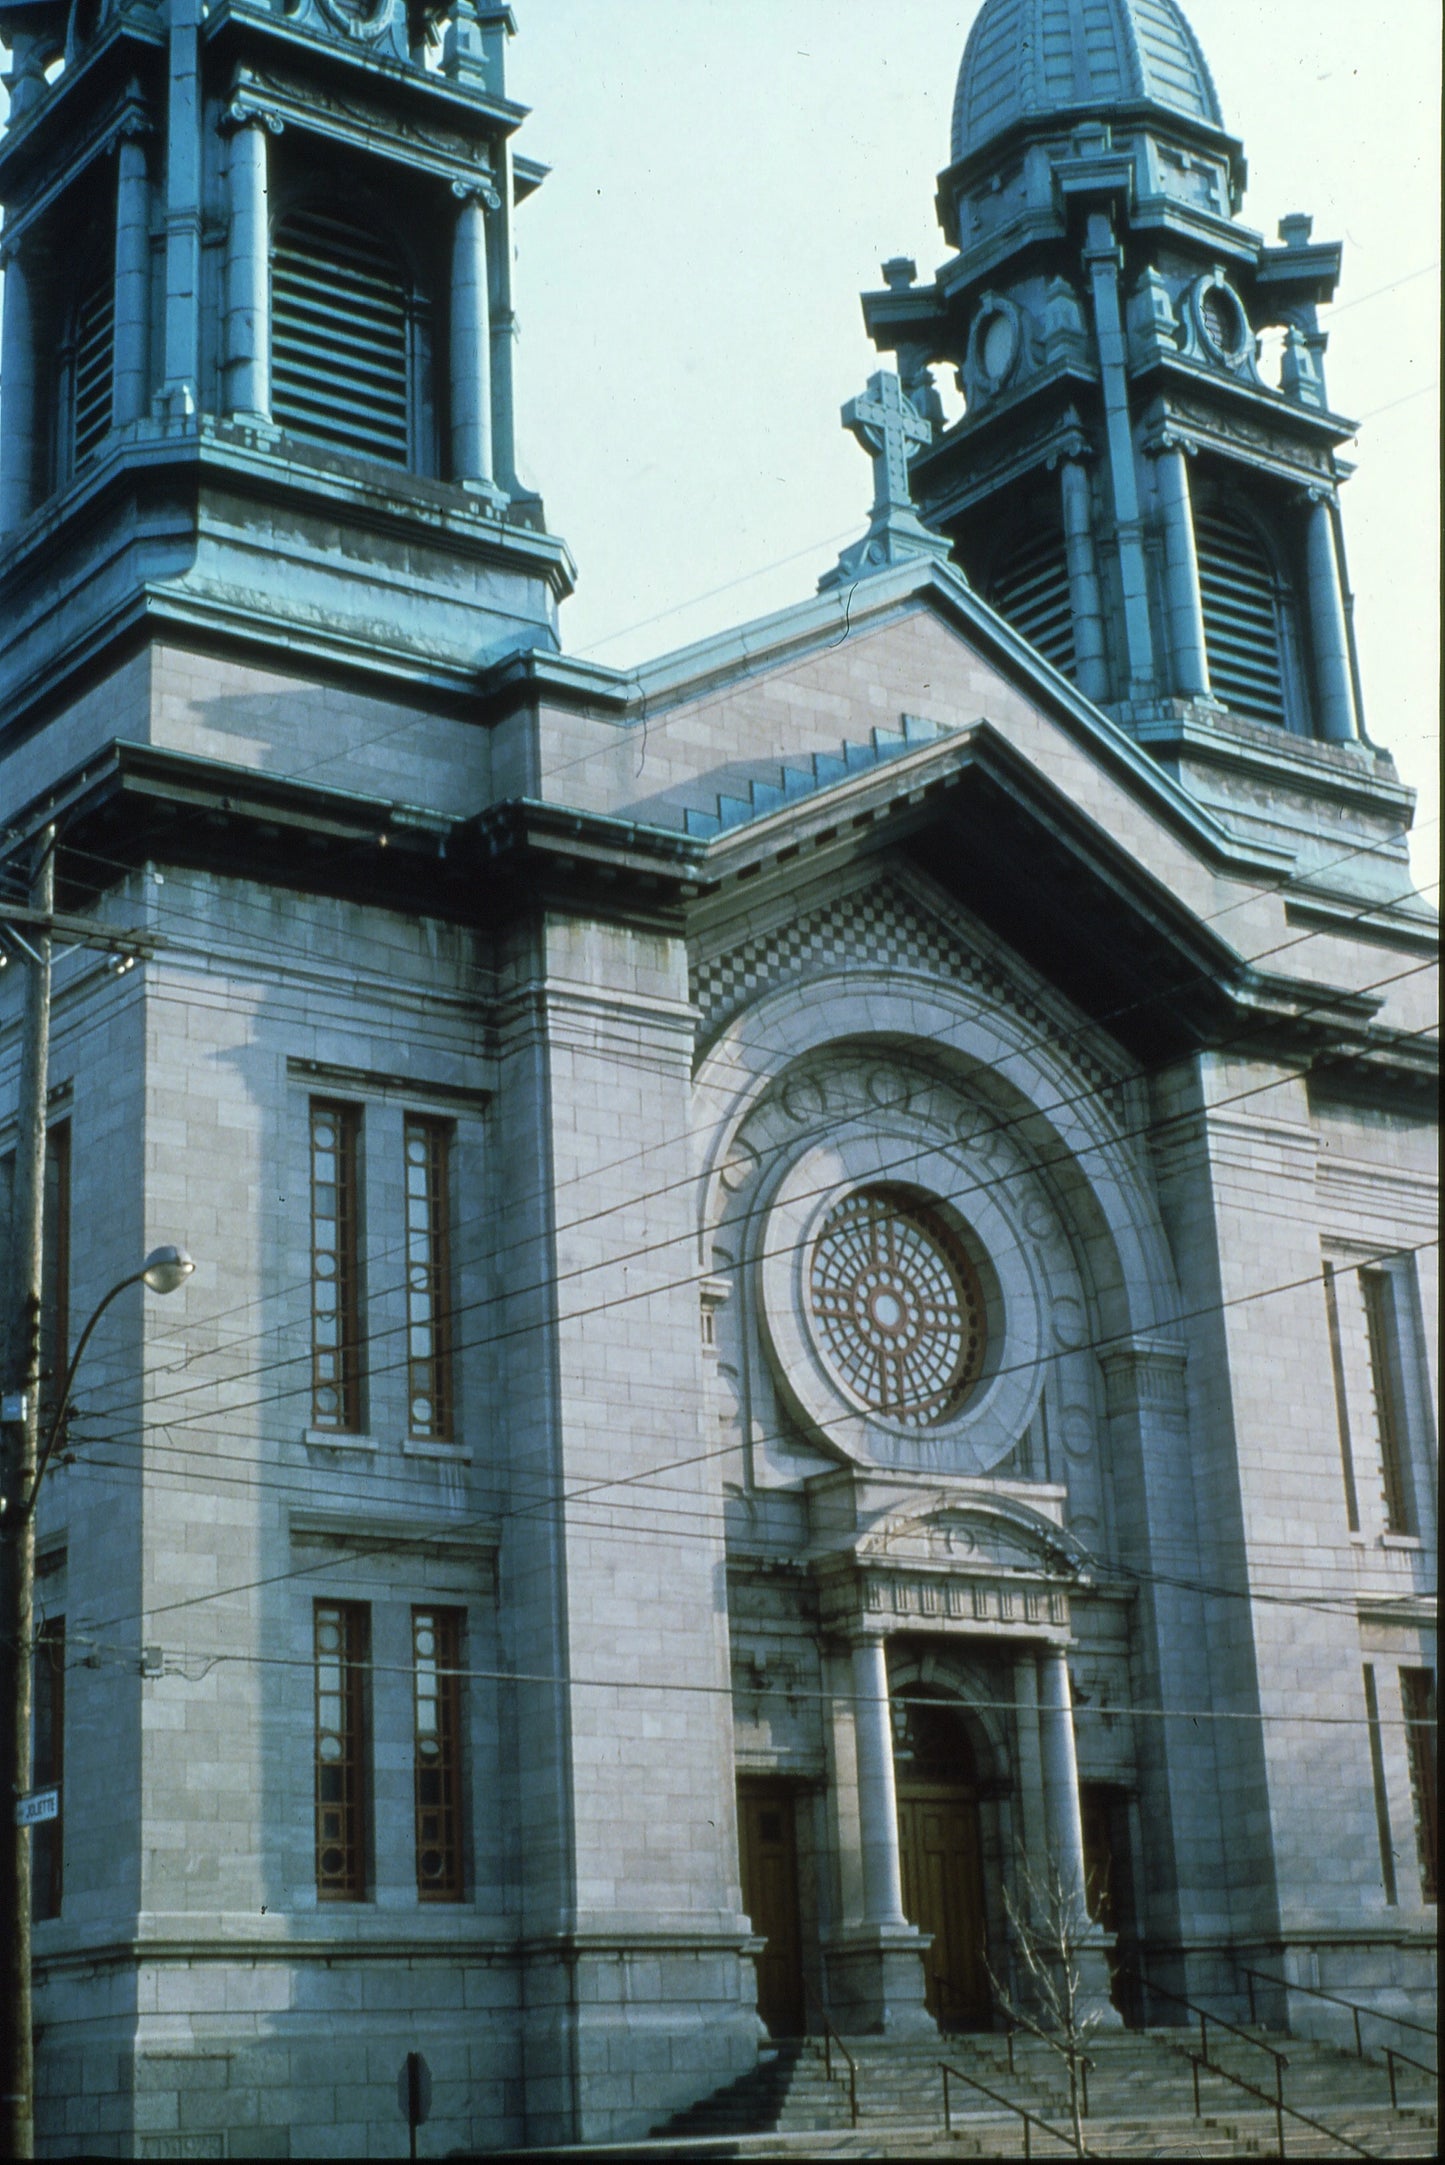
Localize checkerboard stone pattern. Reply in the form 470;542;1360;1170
692;876;1122;1103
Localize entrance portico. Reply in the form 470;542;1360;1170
810;1482;1122;2035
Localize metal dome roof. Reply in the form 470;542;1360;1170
951;0;1226;165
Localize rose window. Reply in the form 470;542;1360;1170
807;1186;987;1426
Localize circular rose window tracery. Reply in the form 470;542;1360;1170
807;1185;987;1426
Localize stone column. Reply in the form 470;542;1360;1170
1058;456;1110;702
112;132;152;428
852;1637;907;1927
822;1635;935;2038
0;244;38;534
1305;493;1360;741
1038;1646;1089;1911
1154;441;1212;699
450;184;503;501
222;115;271;423
1012;1647;1048;1879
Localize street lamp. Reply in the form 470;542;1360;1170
25;1245;196;1510
2;1242;194;2162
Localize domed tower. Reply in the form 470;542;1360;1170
863;0;1386;824
0;0;575;706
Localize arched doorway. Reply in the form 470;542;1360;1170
894;1688;991;2028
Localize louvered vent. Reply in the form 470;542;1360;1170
986;524;1076;678
272;208;412;466
72;270;114;466
1196;506;1286;724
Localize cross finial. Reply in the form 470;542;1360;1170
843;371;933;519
820;370;951;592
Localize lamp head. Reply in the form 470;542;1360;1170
141;1245;195;1296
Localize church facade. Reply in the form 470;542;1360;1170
0;1;1435;2155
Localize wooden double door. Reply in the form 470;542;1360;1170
896;1782;990;2029
737;1768;991;2036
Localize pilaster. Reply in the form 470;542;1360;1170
494;910;755;2142
0;243;37;534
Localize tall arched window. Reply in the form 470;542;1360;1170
983;511;1076;680
271;204;431;469
1195;504;1291;726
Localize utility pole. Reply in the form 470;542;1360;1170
0;831;161;2159
1;823;53;2163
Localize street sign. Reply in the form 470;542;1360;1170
15;1788;58;1827
397;2052;431;2160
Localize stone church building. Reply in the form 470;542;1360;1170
0;0;1435;2153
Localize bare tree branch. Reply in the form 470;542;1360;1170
983;1851;1105;2157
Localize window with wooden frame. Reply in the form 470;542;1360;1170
32;1616;64;1921
1321;1259;1361;1532
403;1116;454;1442
310;1101;363;1432
314;1602;369;1900
1401;1668;1437;1903
412;1607;464;1901
1360;1268;1415;1535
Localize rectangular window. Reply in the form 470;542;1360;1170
310;1101;363;1432
1322;1261;1360;1532
1401;1668;1437;1903
412;1607;464;1901
403;1117;454;1441
32;1617;64;1921
314;1602;369;1900
1361;1269;1413;1534
1362;1664;1398;1906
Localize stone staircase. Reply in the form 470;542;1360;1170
649;2023;1438;2156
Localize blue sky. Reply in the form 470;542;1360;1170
512;1;1439;890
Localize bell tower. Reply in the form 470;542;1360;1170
861;0;1416;879
0;0;574;714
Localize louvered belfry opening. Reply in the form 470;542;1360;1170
983;513;1077;680
271;204;418;467
1196;502;1289;726
71;261;115;468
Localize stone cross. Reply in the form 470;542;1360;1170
843;371;933;518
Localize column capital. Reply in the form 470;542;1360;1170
1145;428;1202;459
452;175;503;213
1044;429;1093;469
220;97;285;138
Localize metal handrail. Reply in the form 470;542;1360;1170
986;1988;1094;2115
802;1980;857;2128
1130;1969;1289;2084
939;2057;1079;2160
1187;2050;1379;2160
1239;1964;1438;2054
1382;2044;1437;2111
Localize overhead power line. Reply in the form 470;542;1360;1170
60;1231;1436;1643
64;962;1439;1442
39;835;1439;1430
